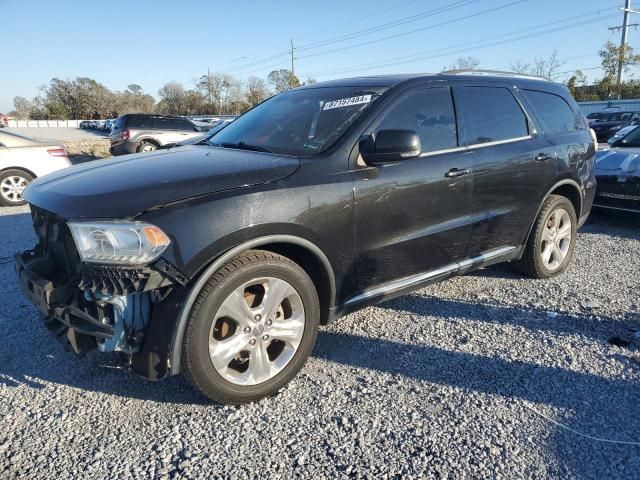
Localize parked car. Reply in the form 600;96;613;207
594;126;640;213
0;130;71;206
79;120;91;129
109;114;205;155
607;122;639;146
590;110;640;142
14;73;595;403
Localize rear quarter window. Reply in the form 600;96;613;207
523;90;584;134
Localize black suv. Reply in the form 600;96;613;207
14;73;596;404
109;114;205;156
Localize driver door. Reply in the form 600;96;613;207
352;85;473;292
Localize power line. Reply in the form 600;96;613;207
295;0;482;52
304;10;619;77
218;0;486;73
296;0;526;61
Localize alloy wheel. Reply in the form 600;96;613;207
0;175;29;204
208;277;305;386
540;208;572;271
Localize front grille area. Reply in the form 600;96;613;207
80;265;171;296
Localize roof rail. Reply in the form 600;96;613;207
441;69;551;82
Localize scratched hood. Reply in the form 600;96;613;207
24;145;300;218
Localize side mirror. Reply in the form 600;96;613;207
360;129;421;163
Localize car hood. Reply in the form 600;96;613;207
595;148;640;177
24;146;300;218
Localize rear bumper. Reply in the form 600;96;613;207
109;140;138;156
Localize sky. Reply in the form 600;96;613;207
1;0;637;113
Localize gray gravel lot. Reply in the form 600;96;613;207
0;206;638;479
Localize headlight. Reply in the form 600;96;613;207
68;221;171;265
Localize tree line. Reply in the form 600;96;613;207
8;41;640;119
10;69;312;120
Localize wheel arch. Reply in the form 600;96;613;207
169;234;336;375
523;179;582;248
0;166;37;179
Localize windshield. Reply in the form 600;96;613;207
616;125;640;147
595;111;636;122
210;86;385;156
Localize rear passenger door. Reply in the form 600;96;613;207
519;89;593;223
353;85;473;290
451;84;557;254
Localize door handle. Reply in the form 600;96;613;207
535;153;553;162
445;168;470;178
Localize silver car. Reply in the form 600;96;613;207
0;130;72;206
110;114;205;155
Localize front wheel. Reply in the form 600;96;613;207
514;194;577;279
181;250;320;404
0;169;34;206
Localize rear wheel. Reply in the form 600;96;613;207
138;141;157;153
0;169;33;206
181;250;320;404
514;194;577;278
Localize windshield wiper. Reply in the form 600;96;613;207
212;141;272;153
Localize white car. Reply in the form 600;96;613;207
0;130;72;206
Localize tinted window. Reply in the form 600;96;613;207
453;86;529;146
376;87;457;152
154;118;194;130
129;116;154;129
523;90;582;134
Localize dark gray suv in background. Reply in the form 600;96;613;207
110;114;205;155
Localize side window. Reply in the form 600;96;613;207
522;90;582;134
129;117;154;129
154;118;177;130
376;87;457;153
453;86;529;146
177;119;196;131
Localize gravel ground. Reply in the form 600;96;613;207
0;206;638;479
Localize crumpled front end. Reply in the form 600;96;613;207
14;206;187;379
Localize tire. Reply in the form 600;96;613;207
0;169;34;206
181;250;320;404
137;141;157;153
514;194;577;279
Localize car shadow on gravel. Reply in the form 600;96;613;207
581;211;640;241
378;294;640;343
314;328;640;477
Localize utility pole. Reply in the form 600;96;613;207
608;0;640;95
290;39;296;80
618;0;632;86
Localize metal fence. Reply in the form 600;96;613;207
578;99;640;115
5;119;84;128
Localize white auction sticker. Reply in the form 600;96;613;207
323;94;372;110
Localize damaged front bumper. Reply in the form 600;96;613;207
14;240;188;380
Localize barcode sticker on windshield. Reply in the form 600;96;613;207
323;94;372;110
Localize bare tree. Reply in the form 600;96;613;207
158;81;186;114
445;56;480;71
246;76;270;107
13;96;33;119
510;59;531;74
532;51;564;80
